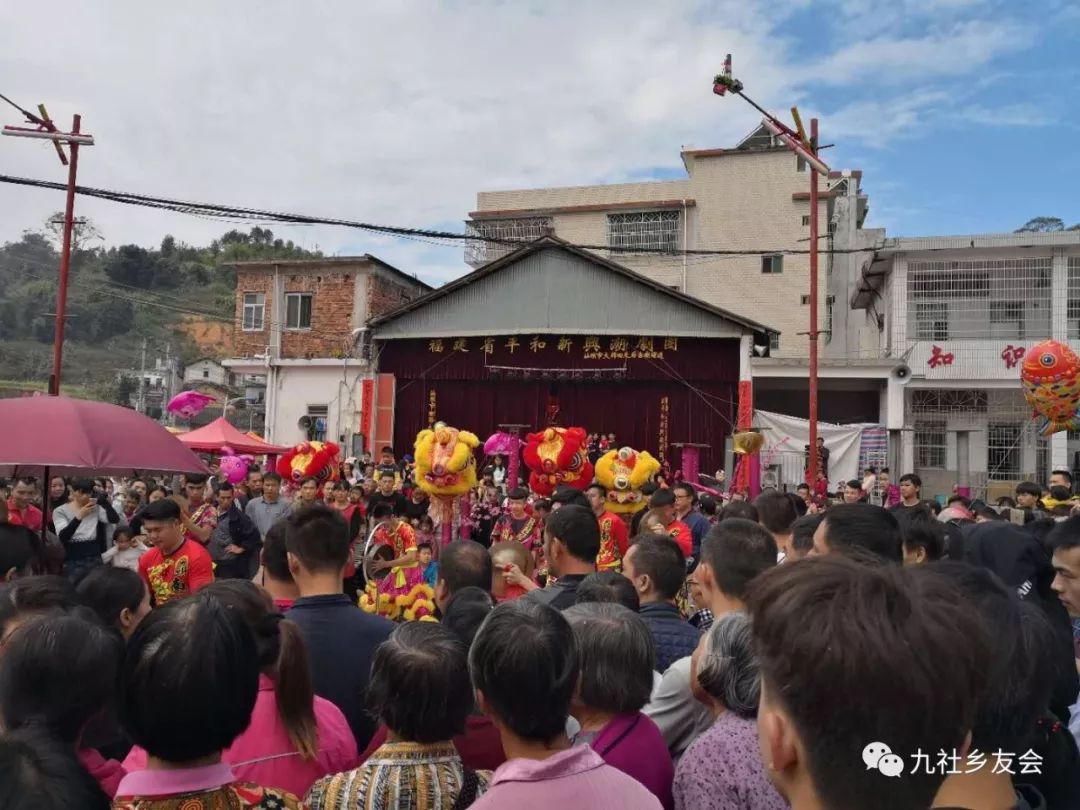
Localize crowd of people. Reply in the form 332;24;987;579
0;446;1079;810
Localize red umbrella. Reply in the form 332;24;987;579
176;417;291;455
0;395;210;477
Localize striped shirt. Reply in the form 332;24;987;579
306;741;490;810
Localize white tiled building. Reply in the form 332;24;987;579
856;230;1080;499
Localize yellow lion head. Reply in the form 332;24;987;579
414;422;480;498
594;447;661;514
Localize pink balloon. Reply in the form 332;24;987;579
166;391;217;419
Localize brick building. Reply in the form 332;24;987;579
223;256;430;451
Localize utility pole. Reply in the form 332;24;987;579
161;342;172;424
2;100;95;396
137;338;147;414
712;57;830;487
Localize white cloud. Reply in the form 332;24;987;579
814;19;1033;85
956;103;1057;127
0;1;1053;286
0;0;809;285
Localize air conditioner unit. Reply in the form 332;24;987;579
297;415;313;431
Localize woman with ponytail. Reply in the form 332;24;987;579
123;579;358;797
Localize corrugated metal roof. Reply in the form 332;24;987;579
370;236;776;340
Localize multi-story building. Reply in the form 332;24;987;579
467;124;870;361
223;256;430;450
854;230;1080;498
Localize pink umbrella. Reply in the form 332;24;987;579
0;395;210;477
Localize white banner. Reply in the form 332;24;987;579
754;409;875;491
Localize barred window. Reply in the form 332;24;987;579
914;421;947;469
911;390;989;413
914;301;948;341
465;217;552;267
987;423;1021;480
1069;257;1080;339
607;211;680;253
906;258;1052;340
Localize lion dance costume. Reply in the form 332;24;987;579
522;427;593;496
359;516;435;621
594;446;661;515
593;446;659;570
276;441;340;486
414;422;480;537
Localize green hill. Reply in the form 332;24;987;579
0;221;321;403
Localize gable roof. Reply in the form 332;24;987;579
369;235;776;339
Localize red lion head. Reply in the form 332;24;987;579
276;440;341;485
522;426;593;497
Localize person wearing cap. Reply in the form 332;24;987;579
491;488;542;552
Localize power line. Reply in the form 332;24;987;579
0;172;885;258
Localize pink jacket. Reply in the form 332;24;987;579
471;745;662;810
78;748;126;798
124;673;358;798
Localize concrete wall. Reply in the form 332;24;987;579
267;364;367;451
183;360;230;386
472;149;836;358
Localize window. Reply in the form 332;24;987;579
607;211;680;253
826;295;834;341
989;300;1024;339
1068;258;1080;339
761;254;783;274
242;292;265;331
907;257;1052;340
914;421;946;469
796;155;807;173
769;333;780;352
987;424;1021;481
465;217;552;267
801;295;810;305
202;369;209;379
285;293;313;329
306;405;328;442
801;215;810;226
914;301;949;341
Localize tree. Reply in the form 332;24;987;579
103;245;154;288
43;211;102;252
1016;217;1065;233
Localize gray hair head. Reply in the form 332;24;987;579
697;611;760;719
563;602;654;714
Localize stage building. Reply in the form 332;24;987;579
367;236;775;473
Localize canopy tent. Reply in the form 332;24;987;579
176;417;291;455
0;395;209;477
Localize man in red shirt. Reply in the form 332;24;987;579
7;478;43;533
649;488;691;557
138;497;213;606
585;483;629;571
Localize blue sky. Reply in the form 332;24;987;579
0;0;1076;286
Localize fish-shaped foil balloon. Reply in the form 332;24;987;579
1021;339;1080;436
